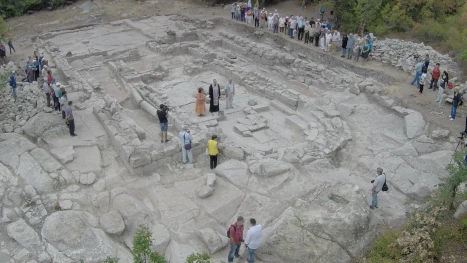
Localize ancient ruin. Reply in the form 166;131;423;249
0;15;458;263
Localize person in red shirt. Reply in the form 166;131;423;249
47;70;53;85
429;63;441;90
228;216;244;262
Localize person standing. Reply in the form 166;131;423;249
60;91;68;119
207;135;219;169
227;216;245;263
7;40;15;54
289;16;296;39
450;86;461;120
325;29;332;52
297;16;305;41
244;218;262;263
225;79;235;109
423;54;430;72
0;43;6;64
209;79;221;114
246;8;253;25
361;41;371;64
411;60;424;89
341;33;348;57
332;30;341;54
304;21;311;44
231;3;236;19
370;167;386;210
436;71;449;104
9;71;16;102
346;33;355;59
418;69;427;95
279;16;285;33
273;15;279;33
157;104;169;143
42;77;51;107
195;87;206;116
254;7;260;28
267;14;274;31
240;4;246;22
429;63;440;90
64;101;77;136
178;128;194;164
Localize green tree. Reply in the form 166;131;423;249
185;253;213;263
380;2;413;32
353;0;383;35
132;225;168;263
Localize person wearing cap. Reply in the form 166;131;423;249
42;77;51;107
64;101;77;136
9;71;17;102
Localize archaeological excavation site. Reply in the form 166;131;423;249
0;15;459;263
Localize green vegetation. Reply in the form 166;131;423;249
0;0;67;19
132;225;168;263
320;0;467;65
360;151;467;262
186;253;212;263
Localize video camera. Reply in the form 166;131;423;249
160;104;170;112
459;131;466;140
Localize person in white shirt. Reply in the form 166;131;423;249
225;79;235;109
178;128;194;164
244;218;262;263
332;30;341;54
279;16;285;34
325;29;332;52
370;167;386;209
59;91;68;119
267;14;274;31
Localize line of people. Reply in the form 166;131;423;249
229;4;376;63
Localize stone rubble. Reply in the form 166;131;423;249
0;15;460;263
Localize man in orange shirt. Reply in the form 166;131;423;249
429;63;441;90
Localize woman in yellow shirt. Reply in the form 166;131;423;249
207;135;219;169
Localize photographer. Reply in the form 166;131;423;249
157;104;169;143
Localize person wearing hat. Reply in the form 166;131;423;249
9;71;17;102
53;82;62;111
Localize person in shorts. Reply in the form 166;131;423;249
157;104;169;143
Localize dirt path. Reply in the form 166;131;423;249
5;0;465;138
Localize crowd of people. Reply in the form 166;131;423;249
409;54;461;120
8;50;77;137
229;3;376;63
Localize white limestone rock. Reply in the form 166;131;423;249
206;173;216;187
197;186;214;198
6;219;42;250
431;128;450;139
454;200;467;219
59;200;73;210
80;172;96;185
214;160;249;188
196;228;229;254
257;159;291;177
99;211;125;235
41;211;132;262
150;223;171;255
404;112;425;139
223;146;245;160
50;146;76;164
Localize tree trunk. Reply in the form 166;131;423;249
359;21;365;37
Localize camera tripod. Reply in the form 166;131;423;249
450;134;466;165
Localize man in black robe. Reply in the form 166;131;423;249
209;79;221;113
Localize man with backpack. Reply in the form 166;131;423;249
227;216;244;262
370;167;387;210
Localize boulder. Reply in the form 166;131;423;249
50;147;76;164
59;200;73;210
80;172;96;185
196;228;229;254
41;211;132;262
260;183;374;263
23;112;66;139
214;160;249;188
411;135;439;154
17;152;54;194
248;99;257;106
30;148;62;173
7;219;43;250
454;200;467;219
256;158;291;177
150;223;171;255
197;186;214;198
99;211;125;235
165;240;198;263
454;182;467;208
206;173;216;187
349;85;360;95
404;112;425;139
223;146;245;160
431;128;450;139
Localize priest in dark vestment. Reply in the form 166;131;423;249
209;79;221;113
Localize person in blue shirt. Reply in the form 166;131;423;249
411;61;425;89
9;71;17;102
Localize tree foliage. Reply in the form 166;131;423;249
132;225;168;263
0;0;67;19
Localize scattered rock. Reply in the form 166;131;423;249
431;128;450;139
80;172;96;185
6;219;42;250
454;200;467;219
404;112;425;139
196;228;229;254
198;186;214;198
248;99;257;106
223;146;245;160
50;146;76;164
206;173;216;187
100;211;125;235
59;200;73;210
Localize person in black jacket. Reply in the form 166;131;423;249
341;34;348;58
450;86;461;120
